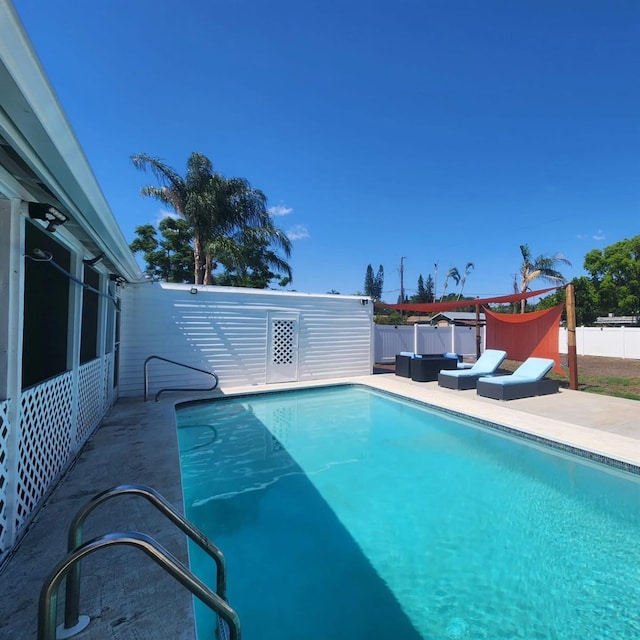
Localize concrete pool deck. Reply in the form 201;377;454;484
1;372;639;639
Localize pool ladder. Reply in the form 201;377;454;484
38;484;240;640
144;355;220;401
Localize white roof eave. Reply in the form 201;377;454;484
0;1;142;281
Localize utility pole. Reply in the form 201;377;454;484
399;256;406;304
433;261;439;301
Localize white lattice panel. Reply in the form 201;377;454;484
271;320;295;364
77;358;104;444
0;399;10;555
17;373;73;531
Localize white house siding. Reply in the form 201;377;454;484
119;283;374;398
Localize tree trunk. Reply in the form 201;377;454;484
193;235;203;284
203;253;213;285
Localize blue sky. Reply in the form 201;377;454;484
12;0;640;300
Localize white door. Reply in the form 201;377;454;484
266;314;299;383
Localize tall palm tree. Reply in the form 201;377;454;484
517;244;571;312
132;152;291;286
440;267;460;302
132;152;213;284
456;262;475;300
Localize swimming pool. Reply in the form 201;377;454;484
176;384;640;639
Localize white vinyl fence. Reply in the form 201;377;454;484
375;325;640;362
375;325;482;362
558;326;640;359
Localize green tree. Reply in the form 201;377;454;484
517;244;571;313
213;224;292;289
363;264;384;301
425;274;435;303
364;264;375;298
536;276;599;325
373;265;384;301
375;310;407;325
414;275;427;302
583;235;640;316
132;152;291;285
411;274;434;303
130;218;193;282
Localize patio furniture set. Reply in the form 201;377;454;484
395;350;560;400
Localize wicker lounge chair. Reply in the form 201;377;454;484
437;349;507;390
476;357;559;400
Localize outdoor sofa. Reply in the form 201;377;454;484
395;352;460;382
437;349;507;390
476;357;560;400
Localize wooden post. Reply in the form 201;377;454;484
475;303;481;359
566;283;579;390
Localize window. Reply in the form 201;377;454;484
80;265;100;364
22;222;70;388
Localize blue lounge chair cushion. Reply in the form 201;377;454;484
477;357;554;386
439;349;507;379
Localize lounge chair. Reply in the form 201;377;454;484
438;349;507;390
476;357;560;400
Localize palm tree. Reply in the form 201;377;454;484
517;244;571;312
440;267;460;302
132;152;213;284
205;221;292;286
456;262;475;300
132;152;291;286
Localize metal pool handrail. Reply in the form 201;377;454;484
38;531;240;640
61;484;228;634
144;354;219;401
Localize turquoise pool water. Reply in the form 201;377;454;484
176;385;640;639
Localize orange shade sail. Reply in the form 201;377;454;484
484;304;564;373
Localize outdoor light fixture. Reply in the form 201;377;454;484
83;253;104;266
361;299;369;305
28;202;69;233
190;287;198;295
109;274;126;286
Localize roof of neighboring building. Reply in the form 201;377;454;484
595;316;639;325
0;1;142;282
430;312;486;322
